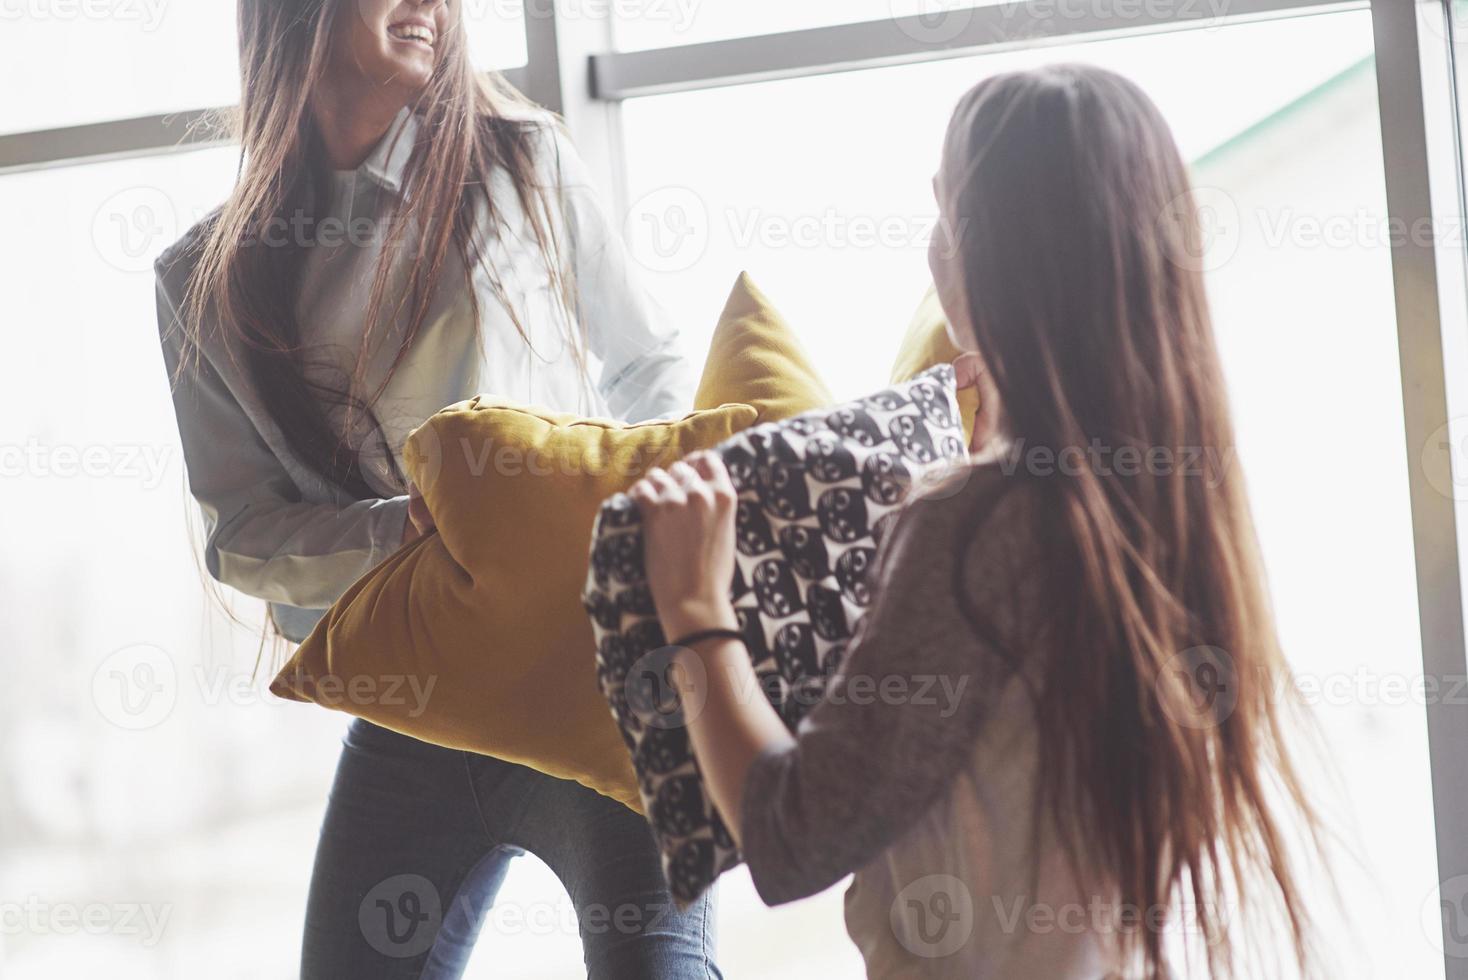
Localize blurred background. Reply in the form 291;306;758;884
3;1;1468;977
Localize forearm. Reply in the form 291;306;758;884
603;340;694;423
204;493;410;608
672;636;794;847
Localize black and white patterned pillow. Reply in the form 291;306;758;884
582;364;969;905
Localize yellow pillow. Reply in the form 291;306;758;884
270;274;831;810
891;285;979;446
697;272;833;420
271;403;753;810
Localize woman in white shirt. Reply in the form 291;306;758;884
154;1;719;977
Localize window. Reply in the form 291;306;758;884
0;143;584;979
0;6;240;135
621;10;1439;977
6;1;1468;977
620;13;1375;396
0;147;348;975
0;4;526;137
611;0;1011;52
465;4;529;73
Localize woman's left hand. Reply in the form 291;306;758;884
402;480;436;546
628;452;740;640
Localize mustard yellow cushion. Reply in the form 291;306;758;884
270;403;754;810
696;272;833;421
891;285;979;446
270;273;831;810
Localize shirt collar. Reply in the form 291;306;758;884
353;108;419;196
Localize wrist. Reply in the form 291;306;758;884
666;621;746;697
661;598;739;643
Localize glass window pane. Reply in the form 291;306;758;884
465;5;529;72
1456;2;1468;159
0;7;240;136
0;7;524;138
0;147;332;975
622;11;1439;978
612;0;1010;52
0;148;557;978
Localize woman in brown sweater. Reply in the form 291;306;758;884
631;65;1327;979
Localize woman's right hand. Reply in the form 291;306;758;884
954;351;1003;453
402;481;436;546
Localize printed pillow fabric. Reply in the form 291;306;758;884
582;364;970;906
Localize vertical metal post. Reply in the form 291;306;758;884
1372;1;1468;973
521;0;630;218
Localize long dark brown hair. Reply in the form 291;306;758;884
178;0;580;498
943;65;1324;977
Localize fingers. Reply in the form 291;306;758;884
689;452;736;504
631;454;738;514
407;490;435;534
953;351;985;391
649;467;684;502
668;460;700;490
628;478;656;505
671;459;720;511
630;466;688;510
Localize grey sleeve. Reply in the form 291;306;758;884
548;126;695;423
739;478;1029;905
156;275;410;610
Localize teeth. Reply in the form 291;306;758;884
389;24;434;45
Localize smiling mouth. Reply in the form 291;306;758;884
387;23;436;48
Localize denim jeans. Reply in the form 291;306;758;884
300;719;721;979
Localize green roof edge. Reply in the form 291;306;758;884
1191;53;1377;171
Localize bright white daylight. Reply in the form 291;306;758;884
3;1;1468;979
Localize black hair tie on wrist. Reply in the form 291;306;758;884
669;627;746;650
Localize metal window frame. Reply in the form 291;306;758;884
0;65;529;175
590;0;1361;99
1373;3;1468;977
5;0;1468;970
0;0;1365;175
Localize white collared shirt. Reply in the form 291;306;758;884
156;109;692;640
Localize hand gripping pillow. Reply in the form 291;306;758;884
269;273;831;811
583;364;970;905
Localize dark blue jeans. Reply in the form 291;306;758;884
301;719;721;979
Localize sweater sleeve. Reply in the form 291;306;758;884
156;272;410;610
547;127;695;423
738;471;1034;905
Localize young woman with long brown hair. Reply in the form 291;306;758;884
632;65;1325;978
154;1;720;976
